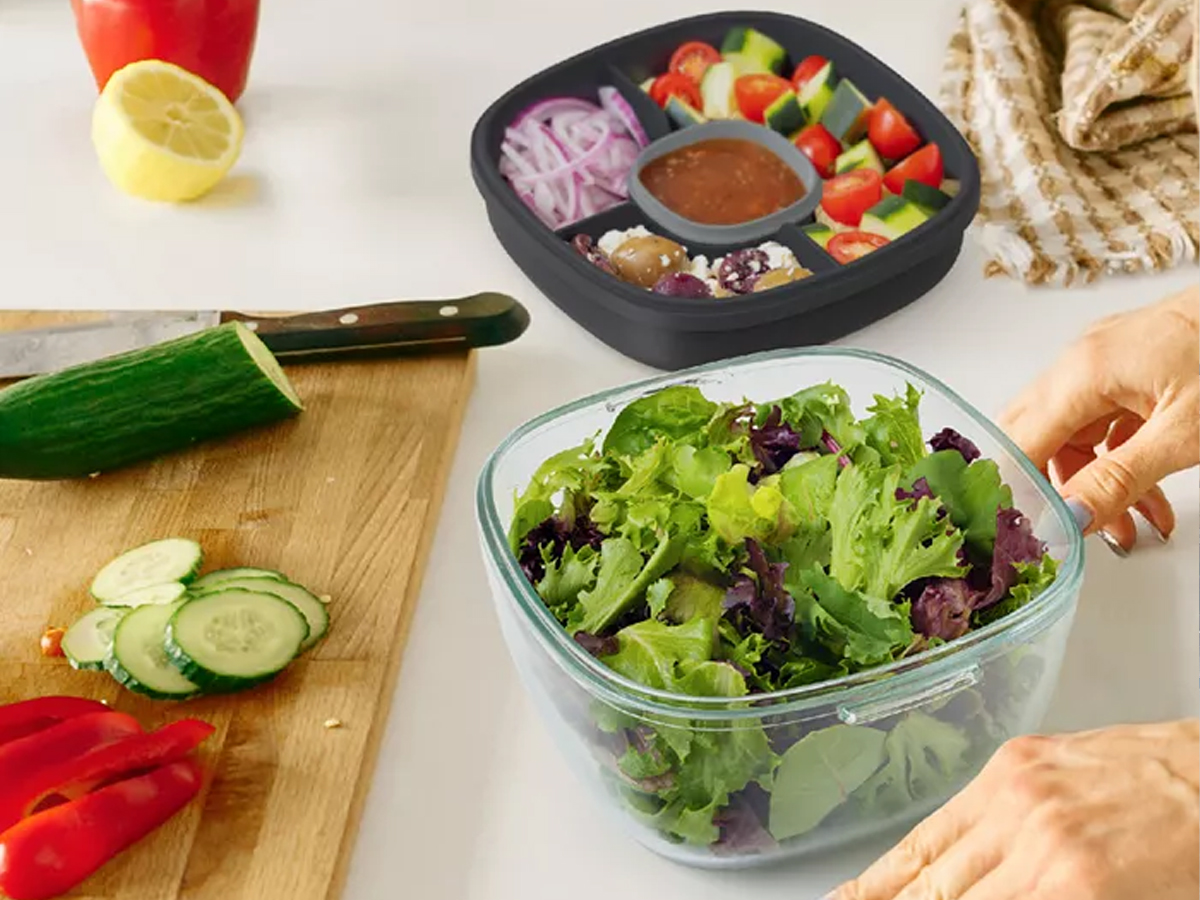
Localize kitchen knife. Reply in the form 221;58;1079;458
0;292;531;379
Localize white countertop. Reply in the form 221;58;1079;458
2;0;1197;897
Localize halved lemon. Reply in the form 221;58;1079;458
92;60;244;202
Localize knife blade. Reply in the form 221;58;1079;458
0;292;531;379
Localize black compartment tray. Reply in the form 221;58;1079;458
470;10;981;370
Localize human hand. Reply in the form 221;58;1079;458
998;286;1199;554
827;719;1200;900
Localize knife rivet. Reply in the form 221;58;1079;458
439;305;459;317
338;313;360;325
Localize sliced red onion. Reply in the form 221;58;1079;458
598;86;649;148
498;95;637;228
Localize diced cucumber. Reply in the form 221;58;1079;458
103;581;187;609
106;600;201;700
821;79;873;144
640;77;655;94
191;576;329;652
798;61;837;124
664;96;707;129
724;53;768;77
940;179;961;198
720;27;786;74
802;222;837;251
860;196;931;240
191;567;288;591
835;139;885;175
902;179;953;215
699;61;738;119
63;607;128;671
165;590;309;694
91;538;202;604
763;90;806;136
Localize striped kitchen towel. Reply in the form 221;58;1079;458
941;0;1199;285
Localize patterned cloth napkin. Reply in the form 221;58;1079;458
941;0;1199;284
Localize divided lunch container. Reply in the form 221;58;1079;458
470;12;982;370
476;349;1084;869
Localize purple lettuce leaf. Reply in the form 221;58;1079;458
929;427;981;463
574;631;619;658
518;515;605;584
911;577;984;641
895;476;935;507
749;405;804;476
979;507;1047;609
722;540;795;642
713;783;778;855
821;430;852;468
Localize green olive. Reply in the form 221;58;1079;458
751;266;813;293
609;235;688;288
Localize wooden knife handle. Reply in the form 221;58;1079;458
220;292;530;363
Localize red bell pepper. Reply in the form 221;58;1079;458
0;718;214;834
0;759;205;900
0;698;111;749
69;0;260;103
0;712;142;786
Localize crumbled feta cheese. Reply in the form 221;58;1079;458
759;241;799;270
597;225;652;257
689;255;711;279
659;254;671;266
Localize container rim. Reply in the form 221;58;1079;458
475;346;1085;722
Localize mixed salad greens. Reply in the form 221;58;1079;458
508;380;1059;851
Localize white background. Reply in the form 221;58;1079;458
1;1;1197;898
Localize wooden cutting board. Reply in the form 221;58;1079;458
0;311;476;900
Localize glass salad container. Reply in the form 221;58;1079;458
474;348;1085;869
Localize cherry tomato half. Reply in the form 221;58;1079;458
669;41;721;84
884;143;944;194
869;99;922;161
820;169;884;227
649;72;703;110
793;123;842;178
791;55;829;93
827;231;890;264
734;73;793;124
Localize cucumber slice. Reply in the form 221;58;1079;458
103;581;187;608
63;607;128;671
91;538;202;604
165;590;308;693
191;576;329;651
106;600;201;700
699;61;738;119
191;567;287;591
798;61;837;123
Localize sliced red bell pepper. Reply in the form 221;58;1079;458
0;759;205;900
0;698;112;749
0;711;141;787
0;718;213;834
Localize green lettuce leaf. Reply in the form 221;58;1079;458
670;444;734;500
768;724;888;840
829;463;967;602
535;543;599;616
861;384;925;468
663;572;726;625
908;451;1014;555
852;712;972;816
706;464;794;546
792;567;915;667
600;617;715;689
604;386;718;458
571;534;682;635
646;578;674;618
773;382;865;452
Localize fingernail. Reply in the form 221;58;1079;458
1098;529;1130;558
1064;497;1093;533
1135;509;1171;544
